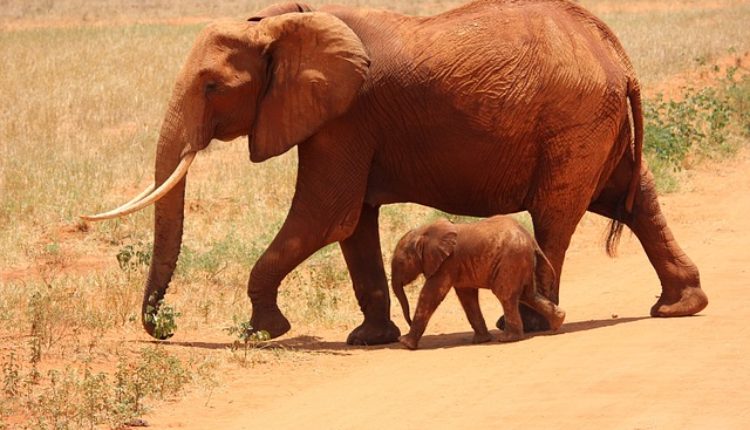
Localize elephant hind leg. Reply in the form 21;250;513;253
590;159;707;317
520;286;566;332
493;285;524;343
630;169;706;317
340;203;400;345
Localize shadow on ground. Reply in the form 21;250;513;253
153;315;659;353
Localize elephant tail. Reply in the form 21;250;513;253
533;245;557;302
392;279;412;326
606;77;644;257
625;77;643;214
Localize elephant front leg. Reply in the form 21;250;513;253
247;213;322;339
248;136;379;341
340;204;400;345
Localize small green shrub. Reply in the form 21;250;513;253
224;316;271;367
116;241;151;274
224;316;270;344
144;298;181;340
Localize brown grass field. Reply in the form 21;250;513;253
1;0;750;428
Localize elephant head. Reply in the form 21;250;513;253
81;10;370;339
390;219;458;326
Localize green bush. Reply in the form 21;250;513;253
644;68;748;191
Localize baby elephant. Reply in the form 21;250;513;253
391;216;565;350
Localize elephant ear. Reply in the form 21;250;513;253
249;12;370;162
417;220;458;278
247;2;313;22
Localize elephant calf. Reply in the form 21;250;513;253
391;216;565;350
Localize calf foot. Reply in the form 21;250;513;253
496;331;524;343
472;332;493;344
548;307;566;331
398;334;419;350
347;319;400;346
496;305;550;332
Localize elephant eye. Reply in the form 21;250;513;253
205;82;219;94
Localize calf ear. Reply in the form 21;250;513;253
249;12;370;162
417;220;458;278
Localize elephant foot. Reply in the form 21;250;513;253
249;306;291;339
496;331;524;343
650;286;708;317
346;319;400;346
496;306;550;333
398;334;419;350
472;332;493;344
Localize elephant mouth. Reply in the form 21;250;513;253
80;152;197;221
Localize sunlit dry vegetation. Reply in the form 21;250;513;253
1;0;750;427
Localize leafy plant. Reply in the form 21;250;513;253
116;241;151;274
225;316;270;344
225;316;271;367
144;298;181;340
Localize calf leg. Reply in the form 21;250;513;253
454;288;492;344
399;276;452;350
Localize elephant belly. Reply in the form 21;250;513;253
365;134;536;217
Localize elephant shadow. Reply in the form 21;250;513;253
276;315;656;352
140;335;355;356
388;315;656;351
142;315;658;353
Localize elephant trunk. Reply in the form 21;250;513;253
391;276;412;326
141;101;190;339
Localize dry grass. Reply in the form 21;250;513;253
1;0;749;427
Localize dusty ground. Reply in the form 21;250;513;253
143;146;750;428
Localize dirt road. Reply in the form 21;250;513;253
147;151;750;429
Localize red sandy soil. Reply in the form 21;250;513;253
143;148;750;429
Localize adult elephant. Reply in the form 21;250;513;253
83;0;708;345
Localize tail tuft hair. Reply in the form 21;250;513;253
605;219;625;258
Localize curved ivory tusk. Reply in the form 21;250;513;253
80;152;196;221
104;182;157;213
78;182;156;222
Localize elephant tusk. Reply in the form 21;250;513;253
78;182;156;221
80;152;196;221
120;182;157;209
